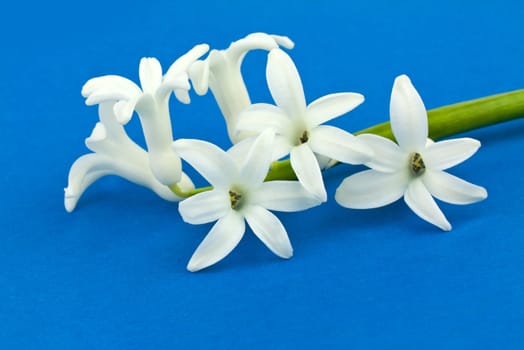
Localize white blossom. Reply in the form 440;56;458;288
64;102;194;212
236;48;372;202
335;75;487;230
81;44;209;185
173;131;321;272
188;33;294;143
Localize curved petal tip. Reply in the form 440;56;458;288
64;188;78;213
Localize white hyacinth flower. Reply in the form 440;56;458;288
81;44;209;185
335;75;488;231
188;32;294;143
236;48;372;202
64;102;194;212
173;131;321;272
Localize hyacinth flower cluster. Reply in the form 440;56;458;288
67;32;510;272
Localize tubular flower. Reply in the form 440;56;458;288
64;102;194;212
81;44;209;185
173;131;321;272
188;33;294;143
335;75;488;230
236;48;372;202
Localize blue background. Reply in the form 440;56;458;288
2;0;524;348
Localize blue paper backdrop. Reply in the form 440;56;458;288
1;0;523;348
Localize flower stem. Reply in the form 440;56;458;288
357;88;524;140
169;183;213;198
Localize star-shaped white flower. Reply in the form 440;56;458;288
335;75;488;230
188;32;294;143
64;102;194;212
173;131;321;272
236;48;372;202
81;44;209;185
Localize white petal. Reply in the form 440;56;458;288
188;60;209;95
266;48;306;117
138;57;162;94
423;170;487;205
306;92;364;127
390;75;428;151
356;134;405;172
200;34;294;144
97;101;129;138
81;75;142;101
84;88;134;106
335;169;408;209
290;144;327;202
83;78;140;107
244;205;293;259
130;94;182;186
177;172;196;193
84;122;112;158
273;136;293;160
404;179;451;231
203;49;253;144
236;103;293;135
203;33;292;144
133;93;169;143
64;152;181;212
158;72;191;101
66;101;184;210
227;137;255;167
309;125;372;165
113;100;136;125
134;93;156;115
178;189;230;224
252;181;321;212
227;33;292;63
173;139;237;189
86;122;106;142
139;57;163;94
228;136;290;166
149;149;183;186
424;138;481;170
269;34;295;49
316;154;331;170
174;88;191;104
187;211;245;272
165;43;210;80
238;130;275;187
64;154;113;212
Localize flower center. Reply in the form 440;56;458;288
409;152;426;176
229;190;243;210
298;130;309;144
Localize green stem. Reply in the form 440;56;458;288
264;159;296;181
357;88;524;140
169;183;213;198
171;89;524;196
